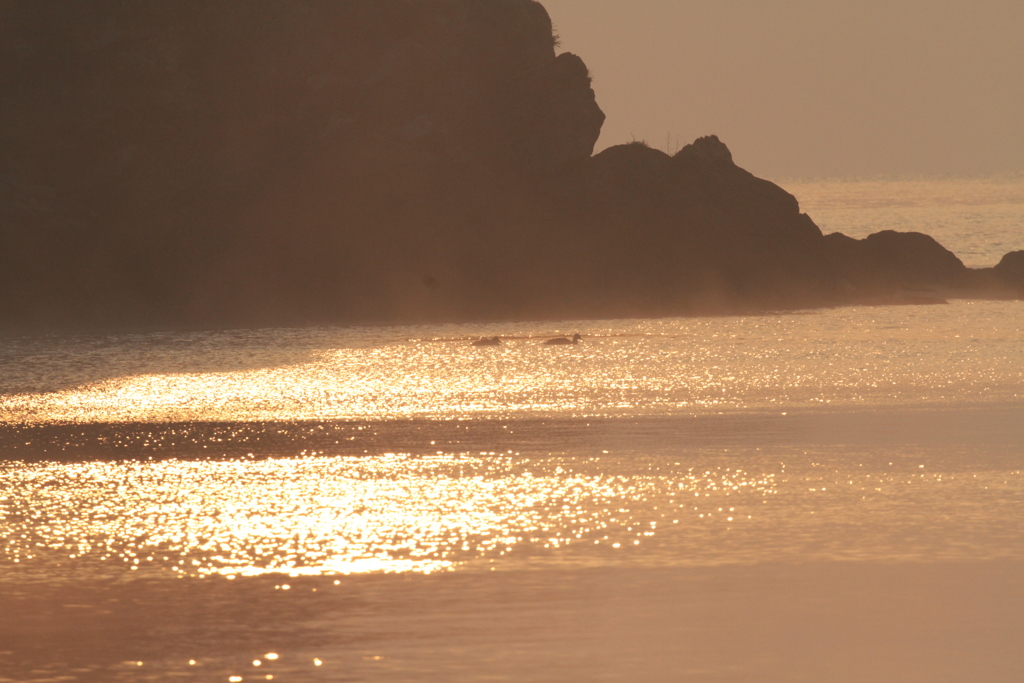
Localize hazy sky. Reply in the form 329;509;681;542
542;0;1024;179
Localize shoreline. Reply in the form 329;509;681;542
1;290;1022;340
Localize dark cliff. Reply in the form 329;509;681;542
543;136;834;316
1;0;605;328
1;0;1017;332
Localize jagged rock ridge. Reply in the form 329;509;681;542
0;0;1019;331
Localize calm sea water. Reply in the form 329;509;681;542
1;178;1023;682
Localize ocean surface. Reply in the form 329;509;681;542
1;178;1023;682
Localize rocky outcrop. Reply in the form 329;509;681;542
992;251;1024;293
821;230;970;298
0;0;605;329
542;136;835;315
0;1;1018;332
817;232;1024;304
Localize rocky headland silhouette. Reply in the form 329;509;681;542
2;0;1021;332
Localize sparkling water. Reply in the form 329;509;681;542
1;178;1023;682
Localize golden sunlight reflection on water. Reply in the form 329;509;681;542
1;303;1023;581
0;454;776;577
4;186;1024;683
4;449;1022;579
1;301;1022;423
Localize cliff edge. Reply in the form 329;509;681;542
0;0;1018;331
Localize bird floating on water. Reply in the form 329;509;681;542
544;333;582;345
471;336;502;346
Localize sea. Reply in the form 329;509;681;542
1;177;1023;682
